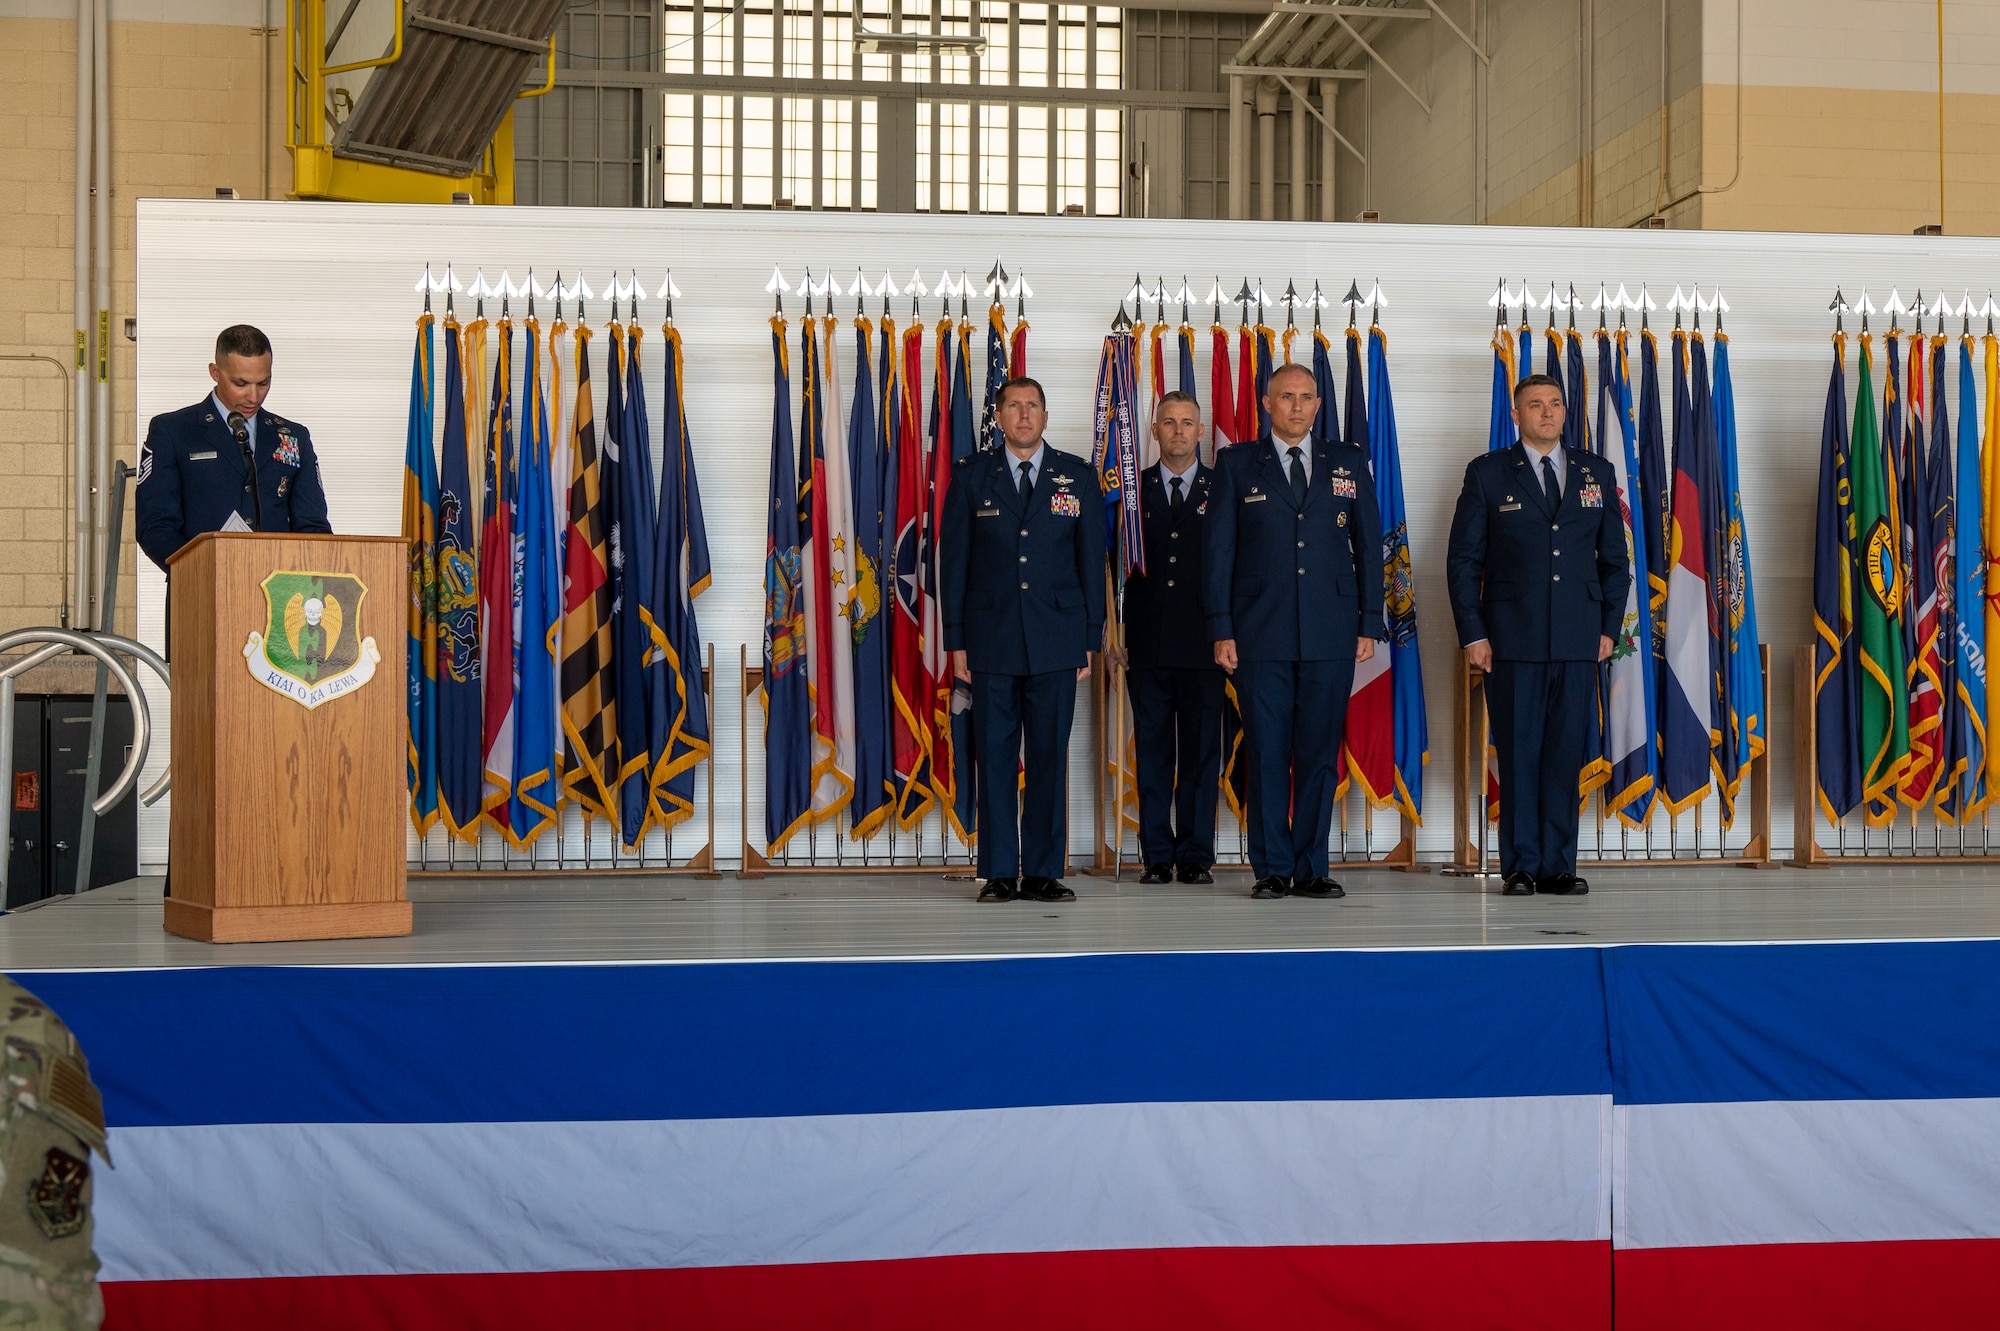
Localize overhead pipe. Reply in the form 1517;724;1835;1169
1290;83;1309;221
1320;78;1338;222
72;0;93;629
92;0;112;630
1256;78;1279;221
1228;73;1247;219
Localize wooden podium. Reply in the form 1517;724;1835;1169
164;533;412;942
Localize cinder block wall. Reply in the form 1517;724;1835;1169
0;0;286;638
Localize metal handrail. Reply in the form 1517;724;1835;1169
0;628;169;905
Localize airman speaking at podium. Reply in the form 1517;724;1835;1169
136;323;332;577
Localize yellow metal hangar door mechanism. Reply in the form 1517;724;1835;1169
244;568;383;708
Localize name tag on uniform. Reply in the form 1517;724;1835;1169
976;505;1001;517
1241;493;1267;504
1579;483;1604;508
1050;492;1080;518
189;450;218;461
1330;476;1356;499
1499;502;1523;512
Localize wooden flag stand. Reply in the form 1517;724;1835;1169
1788;644;2000;866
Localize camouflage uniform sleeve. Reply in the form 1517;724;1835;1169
0;982;108;1329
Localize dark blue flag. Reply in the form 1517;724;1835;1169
1637;328;1671;730
650;324;712;835
1341;326;1366;445
848;318;894;838
1311;329;1338;445
948;319;978;840
435;316;484;840
764;317;813;849
606;322;661;849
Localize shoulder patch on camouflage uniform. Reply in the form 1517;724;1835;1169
26;1149;88;1241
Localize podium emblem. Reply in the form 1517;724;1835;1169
244;569;382;708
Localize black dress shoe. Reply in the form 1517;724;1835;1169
1537;873;1590;896
1251;876;1289;899
1140;863;1175;884
1020;877;1076;903
1289;876;1346;899
977;878;1018;903
1176;865;1214;885
1502;871;1537;896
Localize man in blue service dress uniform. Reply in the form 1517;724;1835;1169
941;376;1107;904
137;324;333;581
1446;373;1629;897
1119;391;1224;885
1203;362;1387;900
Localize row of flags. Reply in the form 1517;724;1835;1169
759;268;1431;859
1483;285;1763;826
1814;292;2000;828
763;271;1013;853
402;283;711;851
1099;287;1428;828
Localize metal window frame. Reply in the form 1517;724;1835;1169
620;0;1144;213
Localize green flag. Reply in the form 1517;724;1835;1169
1851;335;1909;825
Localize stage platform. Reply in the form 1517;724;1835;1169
6;863;2000;968
6;870;1998;1331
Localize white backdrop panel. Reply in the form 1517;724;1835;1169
134;198;2000;868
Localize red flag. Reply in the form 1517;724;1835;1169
1149;324;1167;403
1211;324;1237;454
1235;322;1257;443
1010;319;1028;377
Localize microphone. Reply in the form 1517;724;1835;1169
228;411;264;532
